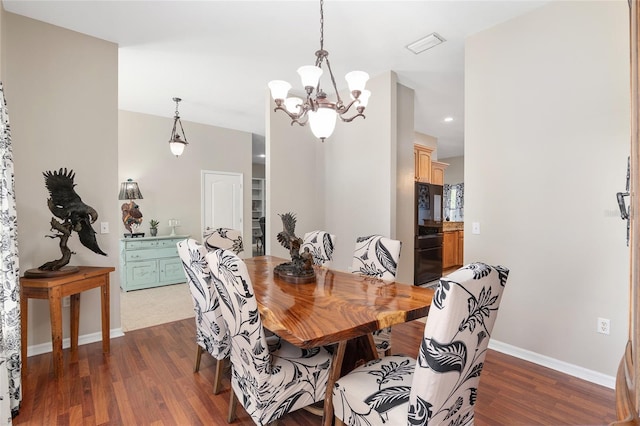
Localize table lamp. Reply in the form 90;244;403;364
118;178;144;238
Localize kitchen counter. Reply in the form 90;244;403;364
443;221;464;232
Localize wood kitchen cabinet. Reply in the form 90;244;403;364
443;229;464;269
443;231;459;269
431;161;449;186
414;145;433;182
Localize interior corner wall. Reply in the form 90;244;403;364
4;13;120;347
395;83;416;284
323;71;399;272
118;110;253;248
465;0;629;378
266;89;325;259
440;155;464;185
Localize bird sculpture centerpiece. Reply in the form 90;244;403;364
274;212;315;284
25;168;107;278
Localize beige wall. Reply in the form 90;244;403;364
441;155;463;185
118;110;253;245
466;0;629;379
4;13;120;347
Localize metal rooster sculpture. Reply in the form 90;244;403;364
274;212;315;283
38;168;107;272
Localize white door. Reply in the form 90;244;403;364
202;171;243;237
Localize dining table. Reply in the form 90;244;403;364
244;255;435;426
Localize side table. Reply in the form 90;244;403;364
20;266;115;381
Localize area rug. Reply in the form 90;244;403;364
120;282;194;332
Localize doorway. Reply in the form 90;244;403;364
201;170;244;239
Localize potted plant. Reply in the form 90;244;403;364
149;219;160;237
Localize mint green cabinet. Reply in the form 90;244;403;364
119;235;188;291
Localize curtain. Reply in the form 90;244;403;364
0;82;21;423
443;182;464;222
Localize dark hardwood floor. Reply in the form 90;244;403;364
14;318;616;425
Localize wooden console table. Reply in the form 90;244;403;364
20;266;115;380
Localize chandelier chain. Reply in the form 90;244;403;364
319;0;324;51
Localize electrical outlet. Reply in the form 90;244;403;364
472;222;481;235
62;296;70;308
597;317;610;335
100;222;109;234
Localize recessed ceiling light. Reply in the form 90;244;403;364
444;117;454;122
406;32;446;54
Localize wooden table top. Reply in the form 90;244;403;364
245;256;435;348
20;266;116;288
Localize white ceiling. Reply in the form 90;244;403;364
3;0;548;162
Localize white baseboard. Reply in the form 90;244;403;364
489;339;615;389
26;328;125;357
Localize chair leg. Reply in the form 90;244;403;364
194;345;203;372
335;417;346;426
213;358;224;395
384;348;391;357
228;387;238;423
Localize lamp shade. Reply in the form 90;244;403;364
345;70;369;93
118;179;143;200
284;97;303;113
357;90;371;107
309;107;337;140
268;80;292;100
169;137;187;157
297;65;323;89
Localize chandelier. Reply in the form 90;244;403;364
268;0;370;142
168;97;189;157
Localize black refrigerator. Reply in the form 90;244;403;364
414;182;443;285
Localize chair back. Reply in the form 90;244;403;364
205;248;273;388
352;235;401;281
301;230;336;268
204;227;244;254
407;262;509;425
176;238;230;360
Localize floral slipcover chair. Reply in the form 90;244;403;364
206;248;333;425
204;227;244;255
333;262;509;426
351;234;402;357
301;230;336;268
176;238;231;394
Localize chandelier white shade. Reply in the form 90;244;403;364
268;0;369;142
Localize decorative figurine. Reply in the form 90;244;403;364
25;168;107;277
274;212;316;283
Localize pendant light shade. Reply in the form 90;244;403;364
168;97;188;157
309;107;337;141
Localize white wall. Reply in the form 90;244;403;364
5;13;120;346
465;0;629;378
118;110;253;246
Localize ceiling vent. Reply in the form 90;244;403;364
406;32;446;54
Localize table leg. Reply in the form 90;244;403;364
20;289;28;386
101;278;110;353
323;340;347;426
70;293;80;362
48;286;63;379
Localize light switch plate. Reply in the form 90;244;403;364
472;222;480;235
100;222;109;234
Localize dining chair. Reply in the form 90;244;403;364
203;227;244;255
176;238;230;395
206;248;333;425
332;262;509;426
351;234;402;357
301;230;336;268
